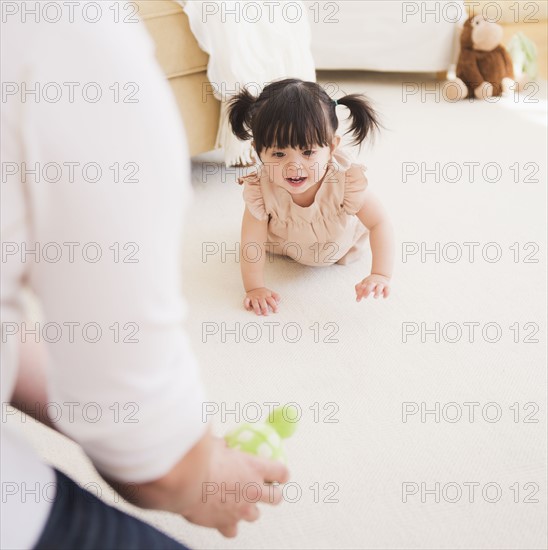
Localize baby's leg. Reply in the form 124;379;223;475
336;226;370;266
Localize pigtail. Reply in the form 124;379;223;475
336;94;381;146
227;87;257;141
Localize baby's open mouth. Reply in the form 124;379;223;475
286;176;307;187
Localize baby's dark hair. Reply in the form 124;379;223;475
228;78;380;157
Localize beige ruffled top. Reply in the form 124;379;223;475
238;148;370;266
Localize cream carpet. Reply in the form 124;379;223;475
13;72;547;549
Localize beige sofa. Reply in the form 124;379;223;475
136;1;220;156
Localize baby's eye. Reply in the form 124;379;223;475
303;150;316;157
272;152;285;158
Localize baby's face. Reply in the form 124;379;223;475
259;143;334;195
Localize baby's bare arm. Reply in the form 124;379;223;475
241;208;280;314
355;190;395;300
241;207;268;290
356;189;394;279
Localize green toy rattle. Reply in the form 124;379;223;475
225;405;298;464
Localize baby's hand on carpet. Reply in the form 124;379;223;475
244;287;281;315
355;274;391;301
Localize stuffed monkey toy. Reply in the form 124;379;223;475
445;15;515;100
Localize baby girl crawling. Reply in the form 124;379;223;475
228;78;394;315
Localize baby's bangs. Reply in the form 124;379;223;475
253;90;333;153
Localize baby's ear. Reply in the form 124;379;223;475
331;135;341;152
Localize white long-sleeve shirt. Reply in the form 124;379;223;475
1;4;206;548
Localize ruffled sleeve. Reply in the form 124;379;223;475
239;171;268;221
342;163;369;215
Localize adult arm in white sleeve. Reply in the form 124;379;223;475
6;13;205;484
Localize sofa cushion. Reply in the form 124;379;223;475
136;0;208;79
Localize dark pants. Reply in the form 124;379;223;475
33;469;190;550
